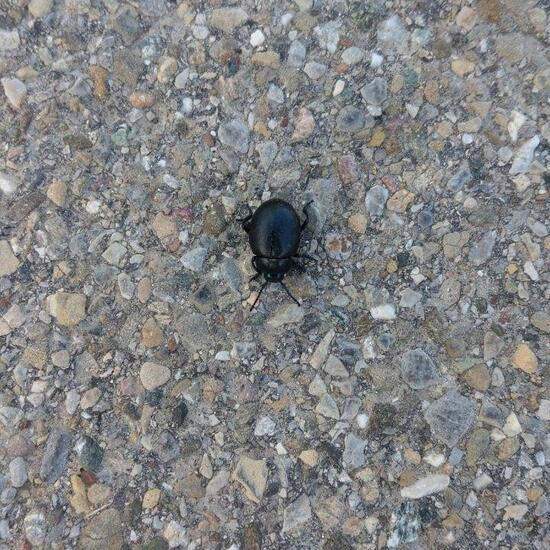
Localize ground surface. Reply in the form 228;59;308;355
0;0;549;549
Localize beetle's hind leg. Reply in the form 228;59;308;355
300;200;314;231
236;205;254;232
249;257;262;282
280;281;300;307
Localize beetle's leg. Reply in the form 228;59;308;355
249;272;261;283
300;200;314;231
236;205;254;232
293;253;316;263
280;281;300;307
250;281;268;311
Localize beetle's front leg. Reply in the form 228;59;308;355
249;257;262;282
236;205;254;232
300;200;314;231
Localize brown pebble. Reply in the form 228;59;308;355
129;91;156;109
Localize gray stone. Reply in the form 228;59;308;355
77;436;104;472
314;21;341;53
117;273;135;299
387;502;420;548
361;78;388;105
424;391;475;447
140;362;170;390
0;29;20;51
288;40;306;67
315;394;340;419
1;78;27;110
218;118;249;154
468;231;496;266
448;162;472;191
401;474;450;499
509;135;540;175
400;349;439;389
343;433;366;470
267;303;304;327
336;105;366;133
254;416;276;437
24;512;46;546
256;141;278;170
324;354;348;377
40;430;72;483
365;185;389;216
304;61;327;80
341;47;364;65
232;456;268;503
220;257;241;291
378;15;409;54
181;247;208;271
78;508;123;550
282;494;312;532
210;8;248;33
267;83;284;103
9;457;27;488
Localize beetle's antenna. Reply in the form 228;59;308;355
250;281;268;311
280;282;300;307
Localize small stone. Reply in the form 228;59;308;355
299;450;318;467
341;47;364;65
88;65;108;98
509;136;540;175
369;128;385;147
29;0;53;18
117;273;134;299
288;40;306;67
401;474;450;499
129;92;156;109
172;400;188;425
336;155;360;184
267;84;284;104
143;488;161;509
9;457;27;488
336;105;366;133
0;172;18;195
0;241;20;277
348;214;367;233
387;502;420;547
401;349;439;389
251;51;281;69
473;473;492;491
151;213;176;240
468;231;496;266
142;318;163;348
24;512;46;546
314;21;341;53
140;362;170;390
291;107;315;141
365;185;389;216
387;189;415;212
267;303;304;326
250;29;265;47
102;242;126;267
40;430;72;483
531;312;550;334
282;494;312;533
400;288;421;308
47;292;86;326
0;29;20;51
424;391;475;447
65;390;80;414
232;456;268;504
315;394;340;419
210;8;248;33
1;77;27;110
218;118;249;154
451;58;475;77
199;454;213;479
181;247;208;271
79;508;123;550
254;416;276;437
484;331;504;361
511;343;538;374
361;78;388;105
157;57;178;84
310;330;335;369
4;304;24;328
443;231;470;258
77;436;104;472
503;504;528;521
343;433;366;470
377;15;409;54
537;399;550;421
448;162;472;191
325;233;352;261
503;412;522;437
370;304;396;320
324;355;348;378
47;180;67;206
303;61;326;80
462;365;490;392
164;521;187;548
456;6;477;30
80;387;101;409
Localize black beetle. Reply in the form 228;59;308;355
239;198;314;310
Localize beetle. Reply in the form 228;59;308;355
239;198;314;310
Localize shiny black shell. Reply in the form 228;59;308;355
248;199;301;259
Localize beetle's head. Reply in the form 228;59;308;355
264;272;284;283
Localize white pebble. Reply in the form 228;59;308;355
250;29;265;47
333;79;345;96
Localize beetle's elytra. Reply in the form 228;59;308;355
239;198;314;310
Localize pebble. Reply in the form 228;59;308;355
336;155;360;184
143;488;161;509
456;6;477;30
181;247;208;271
77;436;104;472
387;189;415;212
47;179;66;206
468;231;496;266
401;474;450;499
232;456;268;503
511;343;538;374
40;430;72;483
0;172;18;195
164;521;188;548
509;136;540;175
448;162;472;191
267;303;304;327
310;330;335;369
336;105;366;133
315;394;340;419
291;107;315;141
254;416;276;437
9;457;27;488
288;40;306;67
387;502;420;547
299;450;319;467
400;288;421;308
210;8;248;33
142;317;163;348
361;78;388;105
79;508;123;549
1;78;27;109
400;349;439;389
314;21;341;53
325;233;352;261
378;15;409;54
424;391;475;447
46;292;87;326
341;47;364;65
282;494;312;533
250;29;265;47
502;412;522;437
24;512;46;546
29;0;53;18
304;61;327;80
365;185;389;216
0;29;20;51
343;433;366;470
324;355;348;377
503;504;528;521
117;273;135;299
370;304;396;320
0;241;20;276
129;92;156;109
218;118;249;153
140;362;171;390
537;399;550;421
